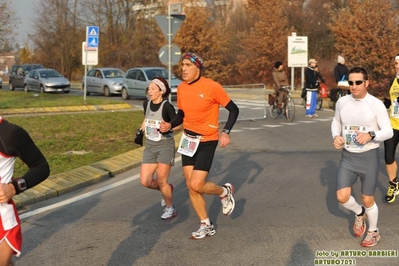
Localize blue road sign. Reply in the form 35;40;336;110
86;26;99;48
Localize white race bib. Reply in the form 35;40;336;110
392;100;399;118
145;118;162;141
343;125;367;151
177;132;200;157
0;203;18;231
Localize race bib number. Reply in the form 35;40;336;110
177;133;200;157
145;119;161;141
343;125;367;151
392;99;399;118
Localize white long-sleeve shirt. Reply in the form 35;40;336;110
331;93;393;153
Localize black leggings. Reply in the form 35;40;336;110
384;128;399;164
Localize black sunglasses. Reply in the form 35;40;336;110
348;80;366;86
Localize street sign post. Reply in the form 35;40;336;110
155;4;185;102
84;26;99;102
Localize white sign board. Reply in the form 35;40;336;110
287;36;308;67
82;42;98;65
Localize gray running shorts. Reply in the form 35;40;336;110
336;148;379;196
142;138;175;166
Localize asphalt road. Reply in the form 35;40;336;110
14;109;399;266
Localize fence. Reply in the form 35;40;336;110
219;83;267;122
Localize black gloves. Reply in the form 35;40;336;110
383;98;391;109
134;128;144;146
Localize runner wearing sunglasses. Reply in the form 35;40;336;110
331;67;392;247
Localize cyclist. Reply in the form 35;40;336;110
331;55;350;104
271;61;289;115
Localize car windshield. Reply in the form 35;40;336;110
145;69;177;80
103;69;125;78
25;65;44;73
39;70;62;78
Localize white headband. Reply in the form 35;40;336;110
150;79;166;95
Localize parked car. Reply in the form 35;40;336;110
9;64;45;90
23;68;70;93
82;68;125;97
121;67;182;100
0;77;2;88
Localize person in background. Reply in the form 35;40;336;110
0;117;50;266
271;61;289;114
383;54;399;203
331;67;392;247
159;52;239;239
136;77;179;220
334;55;349;84
304;58;319;118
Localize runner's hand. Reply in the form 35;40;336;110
0;183;16;203
333;136;344;149
160;121;171;133
220;132;230;147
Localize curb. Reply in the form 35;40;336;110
13;131;183;208
1;103;133;115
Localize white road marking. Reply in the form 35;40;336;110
20;157;182;219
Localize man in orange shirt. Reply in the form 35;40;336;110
160;52;239;239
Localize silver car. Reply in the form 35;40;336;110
121;67;182;100
23;68;70;93
82;68;125;97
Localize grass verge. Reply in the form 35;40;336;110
0;90;120;109
7;111;144;177
2;90;145;177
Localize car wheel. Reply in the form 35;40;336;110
9;82;14;91
122;88;130;100
40;85;45;93
24;84;30;92
64;90;70;93
104;86;111;97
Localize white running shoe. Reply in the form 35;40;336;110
220;183;235;216
161;206;177;220
190;223;216;239
161;184;174;207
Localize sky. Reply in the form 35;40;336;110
12;0;39;45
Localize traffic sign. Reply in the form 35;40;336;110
159;44;181;66
155;15;186;41
86;26;99;48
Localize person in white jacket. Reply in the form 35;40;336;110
331;67;393;247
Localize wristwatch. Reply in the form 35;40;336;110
11;178;27;195
222;129;230;134
369;131;376;140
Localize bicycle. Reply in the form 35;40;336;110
269;86;295;121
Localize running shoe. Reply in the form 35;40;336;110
161;206;177;220
220;183;235;216
306;115;313;118
385;181;399;203
313;114;319;117
353;207;366;237
161;184;174;207
361;229;380;247
190;223;216;239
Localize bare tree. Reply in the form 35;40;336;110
30;0;83;79
0;1;19;51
